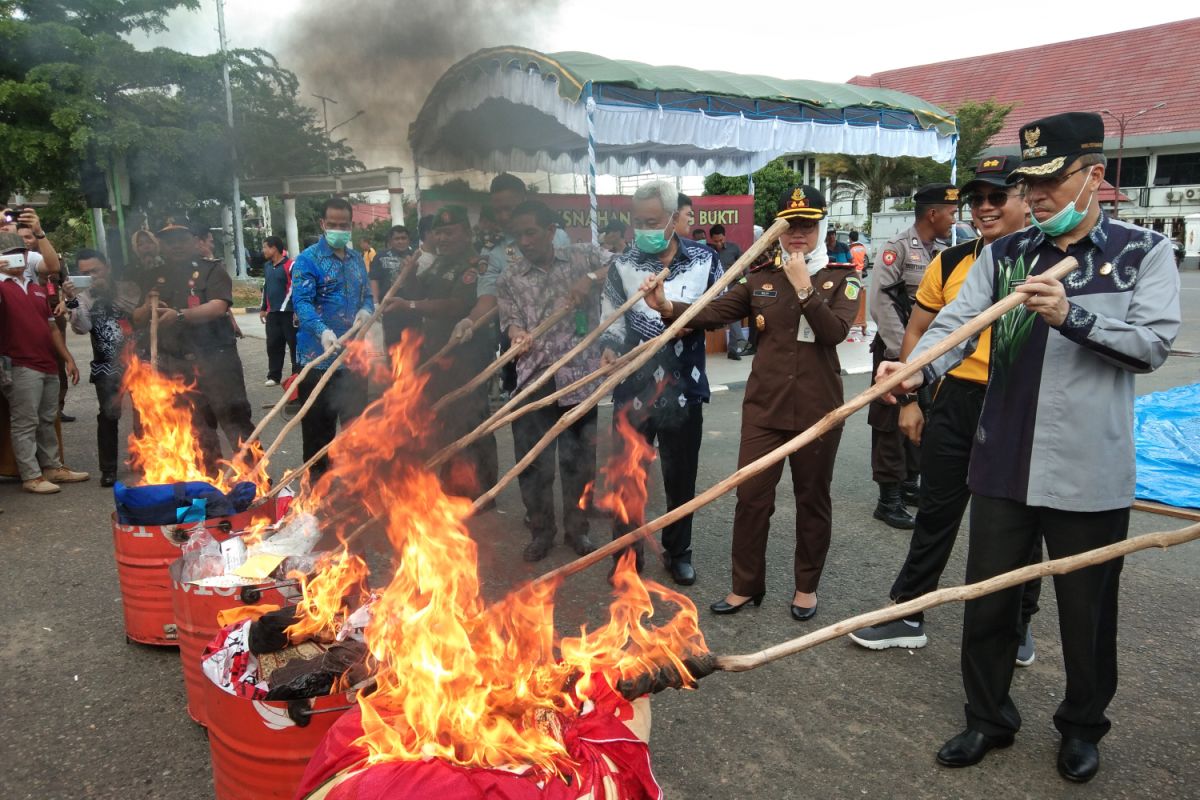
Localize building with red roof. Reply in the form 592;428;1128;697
848;17;1200;248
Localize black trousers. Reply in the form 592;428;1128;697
297;367;367;480
611;401;703;564
890;377;1041;623
868;343;919;483
93;373;123;475
163;349;254;472
264;311;298;382
511;381;596;541
962;495;1128;743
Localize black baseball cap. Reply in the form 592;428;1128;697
1008;111;1105;184
776;185;826;221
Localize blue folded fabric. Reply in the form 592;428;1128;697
1135;382;1200;509
113;481;257;525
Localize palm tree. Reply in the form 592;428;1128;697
819;155;913;223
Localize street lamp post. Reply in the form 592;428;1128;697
1101;102;1166;219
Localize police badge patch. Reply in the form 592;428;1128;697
881;250;897;267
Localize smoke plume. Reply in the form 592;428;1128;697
282;0;563;169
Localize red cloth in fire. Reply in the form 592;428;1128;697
294;680;661;800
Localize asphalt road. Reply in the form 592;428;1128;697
1;272;1197;799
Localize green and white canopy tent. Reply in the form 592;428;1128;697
409;46;958;239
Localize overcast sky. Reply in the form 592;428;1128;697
136;1;1197;177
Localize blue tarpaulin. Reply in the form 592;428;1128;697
113;481;257;525
1135;383;1200;509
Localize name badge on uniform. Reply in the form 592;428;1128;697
752;289;778;298
187;294;200;309
797;316;816;343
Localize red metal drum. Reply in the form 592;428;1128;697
109;506;269;646
168;561;298;726
204;679;354;800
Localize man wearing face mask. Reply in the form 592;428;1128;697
879;112;1181;782
291;197;375;479
599;181;724;585
851;156;1043;662
867;184;958;529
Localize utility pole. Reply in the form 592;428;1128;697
1101;102;1166;219
216;0;246;277
313;93;338;174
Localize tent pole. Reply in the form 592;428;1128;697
949;133;959;246
585;82;599;245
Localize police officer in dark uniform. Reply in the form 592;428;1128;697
389;205;499;499
642;185;860;621
867;184;957;528
136;224;254;471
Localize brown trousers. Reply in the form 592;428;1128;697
730;421;842;595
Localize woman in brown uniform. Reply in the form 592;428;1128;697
641;185;859;620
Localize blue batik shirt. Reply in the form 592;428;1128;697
600;236;724;413
291;236;374;369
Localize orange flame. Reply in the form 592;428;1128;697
287;332;707;776
121;356;269;494
286;549;370;642
589;409;656;525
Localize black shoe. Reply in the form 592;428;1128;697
564;531;596;556
935;729;1015;768
726;350;742;361
59;412;75;423
900;478;920;505
740;345;756;356
873;482;916;529
100;472;116;488
709;593;764;615
522;536;554;563
790;599;818;621
669;560;696;586
1057;738;1099;783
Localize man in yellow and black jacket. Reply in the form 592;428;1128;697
850;155;1042;664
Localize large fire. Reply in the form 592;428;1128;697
122;356;269;493
285;333;707;776
583;409;657;526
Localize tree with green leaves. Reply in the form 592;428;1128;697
704;159;804;228
0;1;358;233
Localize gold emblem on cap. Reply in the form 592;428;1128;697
755;314;766;331
982;158;1001;168
1023;127;1041;149
822;280;834;289
1099;263;1113;276
946;188;960;202
788;187;808;209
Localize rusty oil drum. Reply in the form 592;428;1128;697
109;506;267;646
204;678;354;800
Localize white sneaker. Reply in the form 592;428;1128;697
264;378;279;387
22;478;61;494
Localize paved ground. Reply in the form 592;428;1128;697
1;272;1197;799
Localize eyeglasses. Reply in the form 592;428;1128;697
965;190;1015;209
1019;165;1093;192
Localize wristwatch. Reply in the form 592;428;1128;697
34;232;46;240
796;286;814;303
176;310;185;324
897;393;919;406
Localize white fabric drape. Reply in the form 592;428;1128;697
412;67;957;177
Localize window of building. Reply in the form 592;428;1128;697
1153;153;1200;186
1104;156;1148;187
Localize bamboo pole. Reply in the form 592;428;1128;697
469;218;791;513
715;521;1200;673
149;295;159;366
426;266;668;471
416;306;499;373
533;255;1082;586
430;304;576;414
1132;499;1200;522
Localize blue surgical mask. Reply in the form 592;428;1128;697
324;229;352;250
1030;171;1095;238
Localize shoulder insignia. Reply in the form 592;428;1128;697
911;237;920;248
462;269;477;285
844;277;861;301
737;276;748;284
881;250;897;267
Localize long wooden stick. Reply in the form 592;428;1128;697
149;298;159;366
469;219;791;513
1132;499;1200;522
426;267;668;470
715;521;1200;673
431;304;576;414
533;255;1082;586
416;306;499;373
232;276;408;468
